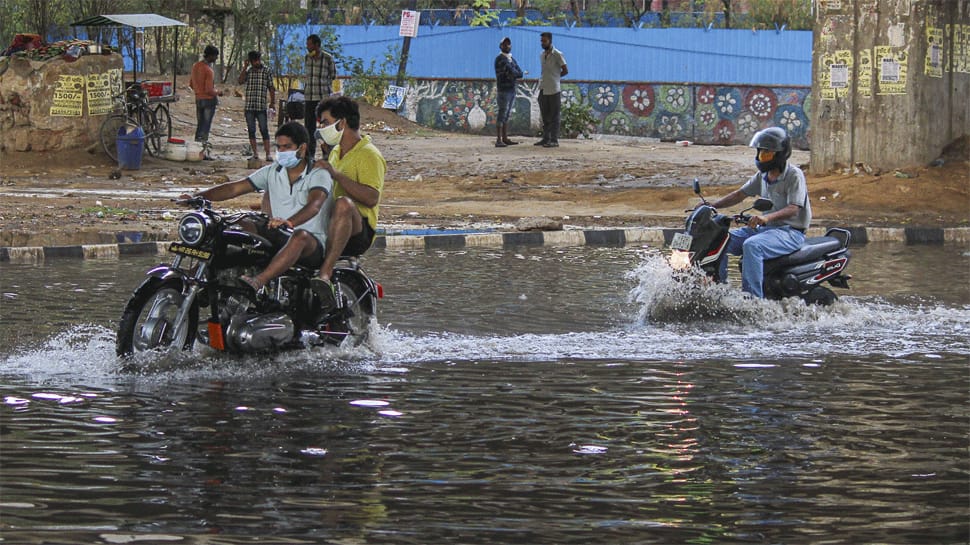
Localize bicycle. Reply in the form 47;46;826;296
99;83;172;162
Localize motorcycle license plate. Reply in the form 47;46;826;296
168;243;212;260
670;232;693;251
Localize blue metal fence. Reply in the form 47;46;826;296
280;24;811;86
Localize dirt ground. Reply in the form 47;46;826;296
0;83;967;247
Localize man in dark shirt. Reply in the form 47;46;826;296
493;36;524;148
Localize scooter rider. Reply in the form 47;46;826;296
706;127;812;298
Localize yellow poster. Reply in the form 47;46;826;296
875;45;907;95
925;26;943;78
87;72;114;115
857;49;873;98
50;74;85;116
949;23;970;74
819;50;853;101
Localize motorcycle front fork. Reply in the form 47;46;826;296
171;256;208;348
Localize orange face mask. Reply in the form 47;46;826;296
757;149;776;162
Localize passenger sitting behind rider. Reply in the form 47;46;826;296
179;121;332;293
705;127;812;298
312;96;386;304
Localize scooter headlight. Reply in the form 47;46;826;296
178;213;210;246
669;249;693;270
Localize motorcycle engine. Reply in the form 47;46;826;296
225;311;295;352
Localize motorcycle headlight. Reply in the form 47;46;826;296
669;249;693;270
178;213;210;246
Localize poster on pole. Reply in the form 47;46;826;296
399;10;420;38
382;85;407;110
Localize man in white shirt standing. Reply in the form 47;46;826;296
535;32;568;148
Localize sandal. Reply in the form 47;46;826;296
494;141;507;148
311;277;337;310
503;139;519;145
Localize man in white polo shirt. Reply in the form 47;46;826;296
182;122;332;292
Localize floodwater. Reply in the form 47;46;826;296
1;243;968;544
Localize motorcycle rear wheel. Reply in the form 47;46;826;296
117;278;199;357
321;274;375;347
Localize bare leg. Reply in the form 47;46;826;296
254;230;320;286
263;139;272;161
248;138;258;158
319;197;363;280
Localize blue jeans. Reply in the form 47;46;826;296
496;89;515;124
194;98;217;142
718;225;805;298
245;110;269;140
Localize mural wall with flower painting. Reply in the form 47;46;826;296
398;79;810;149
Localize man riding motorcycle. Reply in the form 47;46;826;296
704;127;812;298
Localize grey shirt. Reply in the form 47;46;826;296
539;47;567;95
740;163;811;230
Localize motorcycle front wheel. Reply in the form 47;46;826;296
117;278;199;357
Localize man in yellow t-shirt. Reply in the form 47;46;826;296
312;96;386;293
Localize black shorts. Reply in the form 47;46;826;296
341;221;375;257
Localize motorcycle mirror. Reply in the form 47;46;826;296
753;198;773;212
692;178;701;195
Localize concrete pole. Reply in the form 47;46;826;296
810;0;970;173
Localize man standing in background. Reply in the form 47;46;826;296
190;44;221;160
304;34;336;162
494;36;524;148
238;50;277;163
535;32;568;148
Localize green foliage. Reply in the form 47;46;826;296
341;44;410;107
746;0;813;31
560;101;597;139
469;0;500;27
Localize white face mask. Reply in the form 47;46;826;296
316;120;343;147
275;149;301;168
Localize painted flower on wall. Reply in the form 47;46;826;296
590;84;619;113
775;105;807;137
696;103;718;131
736;112;760;139
604;111;632;135
714;119;735;144
622;84;655;117
697;85;716;104
715;88;741;120
657;114;683;139
660;85;689;113
744;88;777;120
559;83;578;105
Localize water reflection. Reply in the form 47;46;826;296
0;244;967;543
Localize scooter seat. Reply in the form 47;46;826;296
767;236;842;267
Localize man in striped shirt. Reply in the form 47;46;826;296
304;34;336;162
238;50;277;162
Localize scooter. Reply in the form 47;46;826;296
116;197;381;359
668;180;851;305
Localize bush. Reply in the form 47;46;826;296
560;101;597;139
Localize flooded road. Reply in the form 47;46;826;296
1;244;968;543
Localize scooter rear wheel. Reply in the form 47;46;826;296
804;286;837;306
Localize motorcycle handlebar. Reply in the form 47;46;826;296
173;196;211;209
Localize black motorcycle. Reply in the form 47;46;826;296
116;197;381;358
668;180;852;305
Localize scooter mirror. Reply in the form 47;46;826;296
753;198;773;212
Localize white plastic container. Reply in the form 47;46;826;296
161;139;187;161
186;141;204;162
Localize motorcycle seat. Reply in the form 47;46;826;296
767;236;843;267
